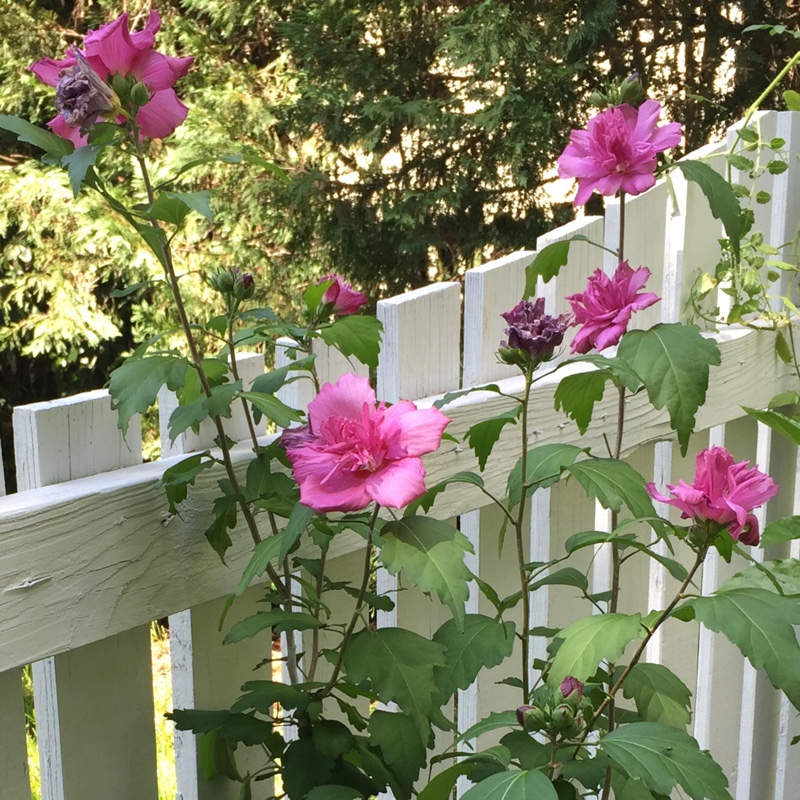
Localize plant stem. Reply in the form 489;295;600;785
618;192;626;263
319;504;380;695
576;546;707;750
516;368;534;704
227;315;262;456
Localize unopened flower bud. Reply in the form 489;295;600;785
207;268;236;295
516;705;548;733
559;676;584;703
551;703;577;734
618;73;647;108
55;48;119;134
588;91;609;110
130;81;151;109
232;268;255;301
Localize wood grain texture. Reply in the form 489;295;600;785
13;389;158;800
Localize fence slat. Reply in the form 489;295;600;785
13;390;157;800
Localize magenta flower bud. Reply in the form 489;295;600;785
559;676;584;701
499;298;572;368
318;274;367;316
557;99;681;206
647;447;778;546
232;268;255;301
567;261;660;354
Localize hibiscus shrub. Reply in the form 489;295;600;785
4;20;800;800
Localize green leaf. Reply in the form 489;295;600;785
554;371;608;434
548;613;644;687
109;354;189;434
565;458;657;521
743;406;800;446
319;315;382;368
726;153;754;172
432;615;516;705
601;722;732;800
232;680;310;713
762;517;800;548
404;471;484;516
62;145;101;196
464;409;518;470
342;628;447;735
768;159;789;175
0;114;74;156
369;711;427;799
239;390;304;428
280;502;316;561
168;381;241;443
507;444;585;508
676;160;741;260
617;324;720;456
250;356;316;396
379;517;473;629
166;190;213;221
434;384;503;410
224;609;322;643
784;90;800;111
524;235;590;296
306;787;362;800
160;452;215;513
417;763;474;800
283;739;335;799
716;559;800;597
621;663;692;729
234;533;286;596
612;774;671;800
461;769;559;800
455;710;519;745
529;567;588;592
688;588;800;708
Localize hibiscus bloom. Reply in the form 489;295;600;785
281;373;450;512
499;298;572;367
647;447;778;546
557;99;682;206
318;274;367;316
568;261;659;354
29;11;193;145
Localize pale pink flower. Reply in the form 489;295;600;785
281;373;449;512
647;447;778;546
318;274;367;316
30;11;193;145
558;99;682;206
568;261;659;354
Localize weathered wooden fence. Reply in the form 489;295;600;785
1;110;800;800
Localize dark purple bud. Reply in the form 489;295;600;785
499;298;572;368
560;676;584;701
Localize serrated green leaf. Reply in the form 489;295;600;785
306;786;362;800
417;763;474;800
784;90;800;111
621;663;692;728
342;628;446;735
147;192;192;226
232;680;310;713
565;458;657;520
168;381;240;443
369;711;427;799
761;517;800;548
0;114;74;156
465;409;518;470
768;159;789;175
548;613;644;687
283;739;335;799
404;471;484;516
454;710;519;745
234;533;286;596
224;609;322;643
434;384;503;410
524;235;591;296
250;355;316;396
507;444;585;508
280;502;315;561
109;354;189;434
617;324;720;455
461;769;559;800
432;615;515;704
743;406;800;445
319;315;382;368
529;566;588;591
554;371;608;434
380;517;473;628
165;190;213;221
62;145;101;196
726;153;754;171
716;559;800;596
601;722;731;799
160;452;215;513
239;390;303;428
676;161;741;260
689;588;800;708
736;126;760;143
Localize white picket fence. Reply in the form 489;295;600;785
1;110;800;800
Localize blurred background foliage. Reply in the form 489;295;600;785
1;0;799;488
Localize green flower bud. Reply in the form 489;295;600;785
207;269;236;295
516;705;548;733
130;81;151;109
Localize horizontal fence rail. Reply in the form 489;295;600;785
1;110;799;799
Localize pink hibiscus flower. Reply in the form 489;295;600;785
568;261;659;354
558;99;682;206
647;447;778;546
29;11;193;145
281;373;450;513
318;274;368;316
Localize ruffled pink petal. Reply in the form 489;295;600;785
83;12;140;74
131;49;193;91
573;179;597;207
308;373;375;430
366;457;427;508
134;89;188;139
630;99;662;140
47;114;87;147
619;169;657;197
29;55;75;86
288;448;372;512
592;318;629;351
379;402;450;459
732;513;760;545
649;121;683;152
628;291;660;312
129;10;162;49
